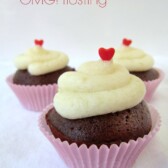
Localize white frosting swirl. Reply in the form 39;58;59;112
14;46;69;75
113;46;154;71
54;60;146;119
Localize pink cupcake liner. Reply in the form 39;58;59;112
144;68;164;102
39;104;161;168
6;75;58;112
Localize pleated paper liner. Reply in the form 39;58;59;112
144;68;164;102
39;104;161;168
6;75;57;112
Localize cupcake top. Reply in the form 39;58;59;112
113;38;154;72
14;39;69;76
54;48;146;119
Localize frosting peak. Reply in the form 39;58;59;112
14;45;69;76
54;60;146;119
113;46;154;72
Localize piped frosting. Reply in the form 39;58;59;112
113;41;154;72
14;41;69;76
54;60;146;119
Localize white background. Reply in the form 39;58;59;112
1;0;168;63
0;1;168;168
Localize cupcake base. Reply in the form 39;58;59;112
6;75;57;112
45;101;152;147
144;68;164;102
39;104;161;168
13;66;75;85
130;68;159;81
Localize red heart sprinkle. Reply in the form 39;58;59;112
98;48;115;61
122;38;132;46
34;39;44;47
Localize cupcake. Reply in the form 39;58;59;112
113;38;164;101
6;39;74;111
39;48;161;168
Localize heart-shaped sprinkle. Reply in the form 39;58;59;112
34;39;44;47
98;48;115;61
122;38;132;46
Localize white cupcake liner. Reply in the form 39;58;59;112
39;104;161;168
6;75;58;112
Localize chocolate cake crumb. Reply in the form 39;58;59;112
130;68;159;81
46;101;152;147
13;66;75;85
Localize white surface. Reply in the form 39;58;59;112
0;56;168;168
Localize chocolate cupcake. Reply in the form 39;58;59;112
6;39;74;111
46;101;151;147
39;47;161;168
13;39;74;85
113;38;164;101
13;66;74;86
